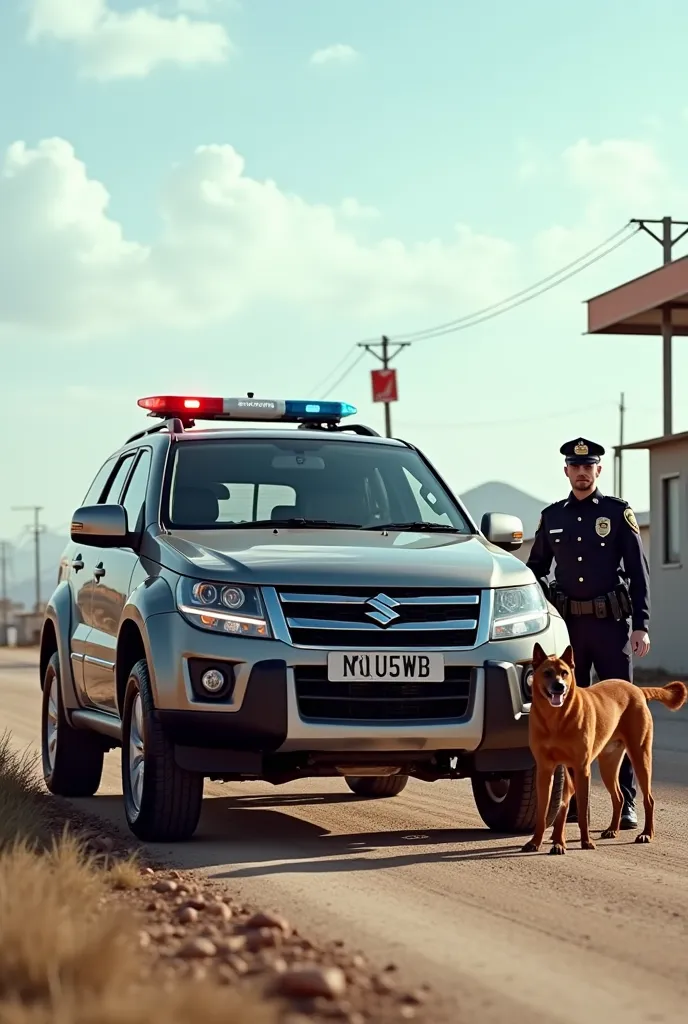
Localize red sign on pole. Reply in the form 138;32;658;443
371;368;398;403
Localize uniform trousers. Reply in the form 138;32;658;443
565;615;636;807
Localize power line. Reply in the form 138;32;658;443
320;349;367;397
309;221;639;399
308;344;357;394
391;223;639;343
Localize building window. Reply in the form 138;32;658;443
661;475;680;565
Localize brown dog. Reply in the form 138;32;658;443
522;642;687;854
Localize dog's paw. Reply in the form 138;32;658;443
600;829;617;840
635;833;652;844
549;843;566;856
581;839;597;851
521;840;539;853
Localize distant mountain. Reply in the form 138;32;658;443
459;481;548;538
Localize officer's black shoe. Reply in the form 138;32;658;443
620;804;638;830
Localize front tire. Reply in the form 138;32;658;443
472;765;565;834
345;774;409;798
41;652;104;798
121;659;204;842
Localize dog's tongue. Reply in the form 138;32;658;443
550;693;564;707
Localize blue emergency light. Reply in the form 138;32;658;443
137;394;357;424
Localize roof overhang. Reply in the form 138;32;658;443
586;255;688;336
615;429;688;452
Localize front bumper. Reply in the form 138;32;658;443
145;608;569;770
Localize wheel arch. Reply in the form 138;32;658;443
39;585;79;709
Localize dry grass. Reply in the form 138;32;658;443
0;734;46;851
0;733;275;1024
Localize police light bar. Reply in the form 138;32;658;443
137;395;357;424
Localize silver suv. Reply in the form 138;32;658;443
39;394;569;842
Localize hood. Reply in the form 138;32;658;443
154;528;535;589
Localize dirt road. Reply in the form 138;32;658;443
2;647;688;1023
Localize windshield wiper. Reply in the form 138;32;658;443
229;518;362;529
360;521;464;533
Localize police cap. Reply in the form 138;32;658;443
560;437;605;465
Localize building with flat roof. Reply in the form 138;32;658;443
586;219;688;673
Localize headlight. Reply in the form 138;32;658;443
491;584;548;640
177;579;271;638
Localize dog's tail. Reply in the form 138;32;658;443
639;681;688;711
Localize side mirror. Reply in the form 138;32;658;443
480;512;524;552
70;504;129;547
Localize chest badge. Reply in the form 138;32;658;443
595;517;611;538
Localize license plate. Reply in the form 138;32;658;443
327;652;445;682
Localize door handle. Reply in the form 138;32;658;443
72;555;84;572
94;563;106;582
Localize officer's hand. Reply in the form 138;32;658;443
631;630;650;657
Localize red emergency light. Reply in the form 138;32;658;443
137;395;224;416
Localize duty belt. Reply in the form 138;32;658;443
553;586;631;622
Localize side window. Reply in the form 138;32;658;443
121;450;152;532
81;457;117;506
662;475;680;566
101;453;137;505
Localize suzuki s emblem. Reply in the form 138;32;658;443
365;593;400;627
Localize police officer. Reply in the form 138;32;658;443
526;437;650;829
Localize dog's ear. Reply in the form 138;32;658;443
561;645;575;668
532;642;546;668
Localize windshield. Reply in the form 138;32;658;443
165;437;472;532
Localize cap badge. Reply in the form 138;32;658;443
574;441;588;455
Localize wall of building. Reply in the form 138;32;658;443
643;442;688;674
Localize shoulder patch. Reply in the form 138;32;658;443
624;507;640;534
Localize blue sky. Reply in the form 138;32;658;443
1;0;688;544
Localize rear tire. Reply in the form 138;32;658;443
41;652;104;798
121;659;204;842
472;765;565;834
345;774;409;798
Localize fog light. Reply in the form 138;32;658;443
522;666;534;700
200;668;225;694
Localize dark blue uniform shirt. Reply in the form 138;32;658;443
526;488;650;632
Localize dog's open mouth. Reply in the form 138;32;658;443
547;687;567;707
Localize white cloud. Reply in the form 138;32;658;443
0;137;517;339
309;44;359;66
0;132;682;343
26;0;231;80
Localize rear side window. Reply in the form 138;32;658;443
81;457;117;506
101;453;137;504
121;450;152;532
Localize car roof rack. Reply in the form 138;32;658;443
296;421;380;436
125;417;187;444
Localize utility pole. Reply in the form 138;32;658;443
630;216;688;436
614;391;626;499
358;335;410;437
11;506;44;614
0;541;9;645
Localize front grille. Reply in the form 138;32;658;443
277;587;482;649
294;665;473;722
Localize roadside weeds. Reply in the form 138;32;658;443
0;730;433;1024
0;730;273;1024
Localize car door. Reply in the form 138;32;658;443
65;456;118;703
84;448;152;712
